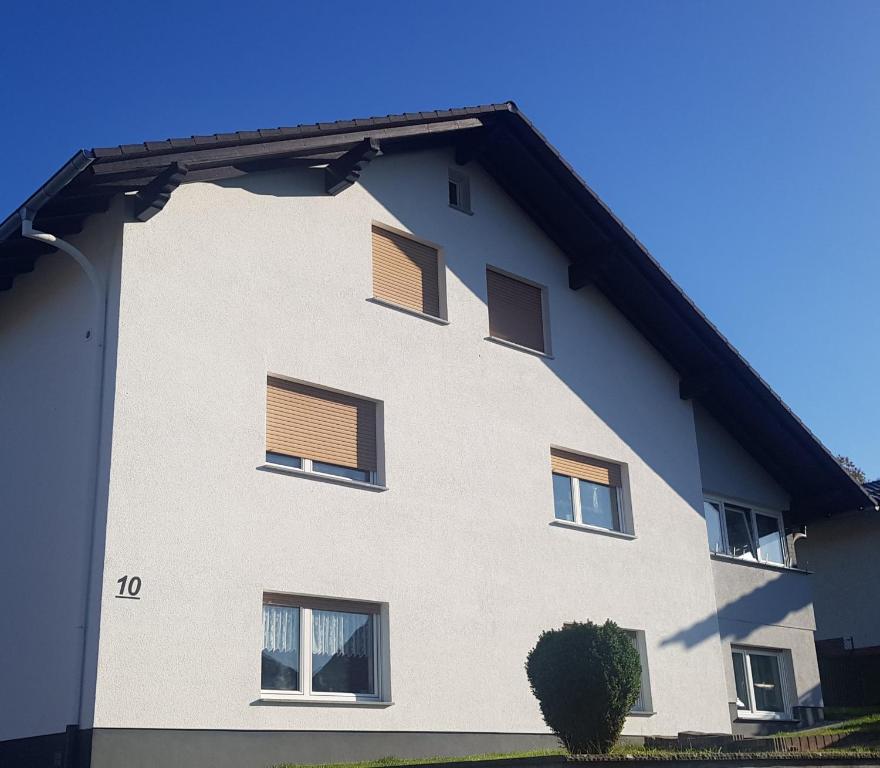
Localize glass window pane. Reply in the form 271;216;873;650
312;461;371;483
552;474;575;521
749;653;784;712
625;631;645;712
755;513;785;564
578;480;620;531
262;604;300;691
732;652;750;710
312;610;375;694
725;505;756;560
448;180;459;206
704;501;724;554
266;452;302;469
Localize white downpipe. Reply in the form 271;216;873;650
21;209;109;729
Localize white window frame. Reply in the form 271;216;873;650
554;471;629;535
731;647;792;720
262;374;384;489
704;495;788;566
261;594;385;704
623;629;653;714
448;168;472;214
265;452;378;486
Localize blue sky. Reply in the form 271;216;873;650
3;1;878;478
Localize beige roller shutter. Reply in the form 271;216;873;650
551;448;621;487
267;377;377;471
486;268;545;352
372;226;440;317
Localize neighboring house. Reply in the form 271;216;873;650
798;481;880;705
0;103;873;768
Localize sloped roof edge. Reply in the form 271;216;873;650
0;102;872;518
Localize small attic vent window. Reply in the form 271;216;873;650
448;169;471;214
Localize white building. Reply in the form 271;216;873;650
0;104;873;768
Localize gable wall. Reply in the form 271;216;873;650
93;146;759;737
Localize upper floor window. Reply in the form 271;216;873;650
448;168;471;213
704;497;787;565
486;267;548;354
262;593;385;702
551;448;629;534
371;224;445;320
266;376;379;486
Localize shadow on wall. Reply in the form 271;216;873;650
210;154;714;529
661;572;813;649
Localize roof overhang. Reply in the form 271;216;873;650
0;102;873;522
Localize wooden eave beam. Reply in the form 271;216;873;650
133;162;188;222
454;123;505;166
679;367;725;400
324;138;381;195
568;243;619;290
89;118;483;177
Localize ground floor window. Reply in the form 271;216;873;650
262;593;382;701
624;629;653;713
731;647;790;718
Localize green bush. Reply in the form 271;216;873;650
525;620;642;754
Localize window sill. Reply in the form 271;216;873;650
735;713;797;722
484;336;553;359
258;463;387;492
549;519;636;540
449;203;473;216
628;710;656;717
367;297;449;325
256;695;393;708
710;553;810;575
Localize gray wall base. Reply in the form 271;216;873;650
88;729;561;768
0;726;91;768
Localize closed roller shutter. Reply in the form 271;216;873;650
550;448;621;487
267;377;377;472
372;226;440;317
486;268;545;352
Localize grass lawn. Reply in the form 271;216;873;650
776;706;880;739
271;750;566;768
271;742;880;768
271;717;880;768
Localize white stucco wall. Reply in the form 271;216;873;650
712;560;821;708
693;403;821;711
90;147;740;738
0;208;122;741
693;403;790;511
799;511;880;648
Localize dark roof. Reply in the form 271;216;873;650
864;481;880;503
0;101;873;521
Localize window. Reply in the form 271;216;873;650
731;648;789;719
265;377;379;485
703;498;787;565
448;169;471;213
371;224;444;319
262;594;383;701
624;630;653;713
486;268;548;353
550;448;628;533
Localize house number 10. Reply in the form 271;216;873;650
115;575;142;600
